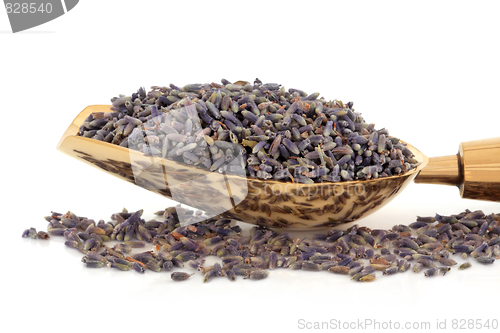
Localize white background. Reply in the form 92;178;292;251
2;1;500;332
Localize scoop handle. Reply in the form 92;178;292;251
414;137;500;202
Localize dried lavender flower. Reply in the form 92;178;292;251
21;204;500;285
79;79;418;184
171;272;195;281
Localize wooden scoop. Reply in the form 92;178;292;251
57;105;500;229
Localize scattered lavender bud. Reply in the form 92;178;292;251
21;201;500;284
171;272;195;281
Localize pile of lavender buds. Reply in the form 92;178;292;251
76;79;418;183
23;206;500;282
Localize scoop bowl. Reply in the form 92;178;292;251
58;105;437;229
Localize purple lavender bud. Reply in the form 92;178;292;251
282;138;300;155
252;140;267;154
336;154;351;167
